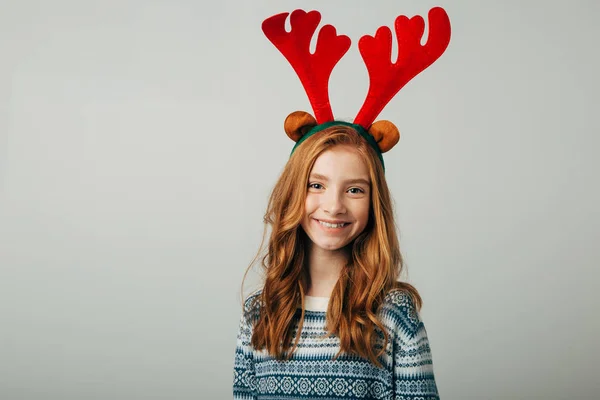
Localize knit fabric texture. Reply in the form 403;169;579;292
233;289;439;399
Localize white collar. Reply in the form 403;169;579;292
302;295;329;312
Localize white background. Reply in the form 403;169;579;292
1;0;598;399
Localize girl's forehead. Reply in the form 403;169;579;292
310;151;370;182
313;148;367;169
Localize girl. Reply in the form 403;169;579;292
233;6;450;400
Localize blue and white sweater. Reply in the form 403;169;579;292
233;289;440;399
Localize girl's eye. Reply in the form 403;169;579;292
348;188;364;194
308;183;364;194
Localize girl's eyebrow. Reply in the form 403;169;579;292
309;173;371;186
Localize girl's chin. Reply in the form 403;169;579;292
311;242;349;252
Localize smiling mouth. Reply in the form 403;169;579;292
315;219;351;229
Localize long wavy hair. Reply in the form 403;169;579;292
240;124;422;368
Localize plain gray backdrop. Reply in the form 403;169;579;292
1;0;598;399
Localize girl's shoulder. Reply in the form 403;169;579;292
242;289;263;320
382;288;417;310
379;288;423;337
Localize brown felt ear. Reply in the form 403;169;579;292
284;111;318;142
368;120;400;153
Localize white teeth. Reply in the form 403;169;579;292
318;220;346;228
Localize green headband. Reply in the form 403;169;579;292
289;121;385;172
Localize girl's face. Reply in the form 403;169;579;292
300;145;371;252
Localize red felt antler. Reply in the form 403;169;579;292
354;7;451;128
262;10;351;124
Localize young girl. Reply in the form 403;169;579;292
233;6;450;400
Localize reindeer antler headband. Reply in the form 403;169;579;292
262;6;451;172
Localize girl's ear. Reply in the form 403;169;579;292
368;120;400;153
284;111;318;142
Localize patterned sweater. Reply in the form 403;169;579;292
232;289;440;399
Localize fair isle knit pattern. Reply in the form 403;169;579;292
233;289;439;399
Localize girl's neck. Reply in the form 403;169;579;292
305;242;350;298
306;287;334;297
